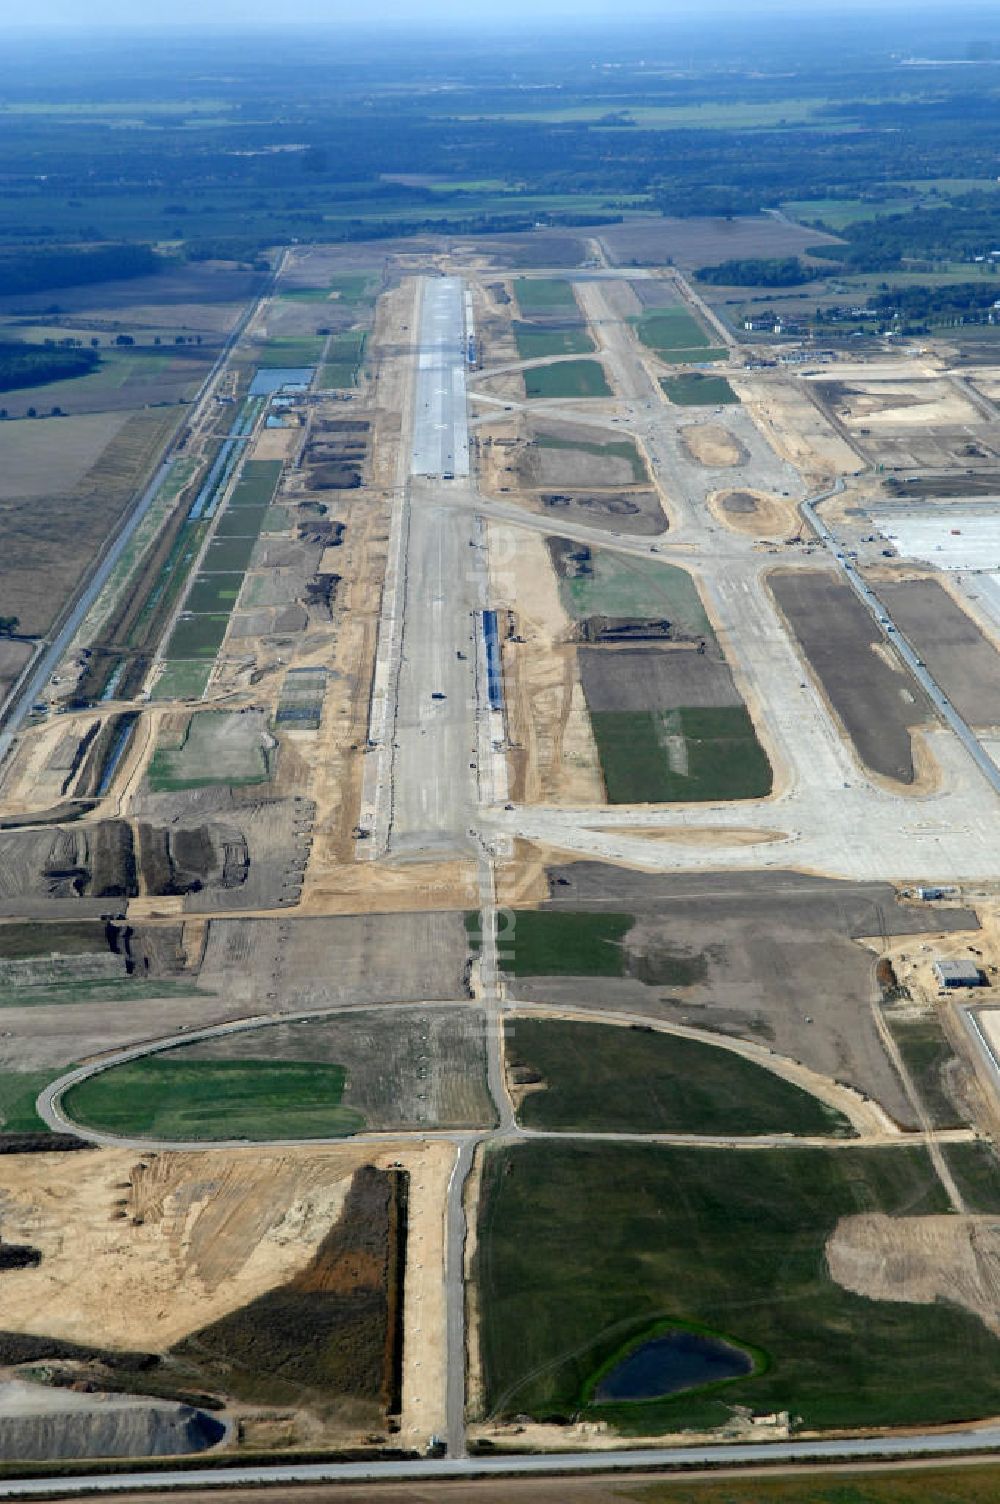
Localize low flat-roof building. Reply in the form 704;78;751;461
934;959;984;989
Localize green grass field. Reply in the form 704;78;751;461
202;534;258;571
183;573;244;613
228;459;282;507
559;550;710;637
0;922;107;959
147;711;271;792
637;307;712;354
661;373;739;406
513;323;595;360
942;1142;1000;1213
524;359;611;399
0;1071;54;1133
214;503;268;537
150;660;212;700
657;347;728;365
887;1014;966;1130
63;1056;366;1140
537;433;647;483
590;706;772;803
468;910;632;976
476;1140;1000;1431
630;1463;1000;1503
0;978;204;1010
513;278;578;315
506;1019;853;1137
319;330;367;389
163;612;230;660
253;337;325;369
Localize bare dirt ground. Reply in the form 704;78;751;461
252;426;298;461
827;1212;1000;1335
398;1139;453;1448
521;864;980;1126
706;487;802;538
0;1146;369;1350
680;423;748;468
197;912;471;1012
817;378;981;429
488;523;604;805
769;569;934;787
730;376;861;479
879;579;1000;729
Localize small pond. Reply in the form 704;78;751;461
594;1328;754;1403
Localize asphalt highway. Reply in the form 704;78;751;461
3;1427;1000;1497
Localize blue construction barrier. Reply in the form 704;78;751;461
482;610;503;711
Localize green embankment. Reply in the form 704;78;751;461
477;1140;1000;1432
590;706;772;803
506;1019;854;1137
63;1056;366;1140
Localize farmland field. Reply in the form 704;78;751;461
589;706;772;803
506;1018;852;1136
524;360;611;399
661;374;739;405
476;1140;1000;1431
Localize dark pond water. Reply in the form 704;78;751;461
594;1329;753;1403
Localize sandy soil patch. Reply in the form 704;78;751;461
398;1139;453;1446
679;423;747;468
827;1212;1000;1335
707;487;801;539
489;523;604;804
818;378;980;429
253;427;298;461
0;1146;376;1350
591;824;783;846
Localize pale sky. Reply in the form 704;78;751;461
6;0;977;28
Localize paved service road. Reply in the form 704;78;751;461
411;276;470;478
3;1427;1000;1497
